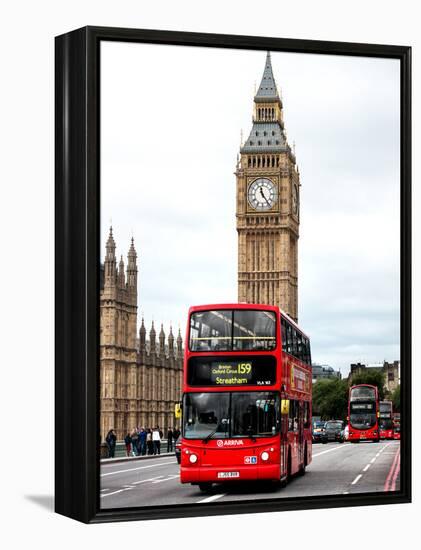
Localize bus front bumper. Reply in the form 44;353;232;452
180;463;281;484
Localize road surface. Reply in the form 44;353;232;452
100;439;400;509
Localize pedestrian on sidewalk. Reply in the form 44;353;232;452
167;427;173;452
105;429;117;458
146;428;153;455
124;433;132;457
131;428;138;456
152;426;161;455
139;427;147;455
173;427;180;442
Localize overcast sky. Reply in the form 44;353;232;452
101;42;400;376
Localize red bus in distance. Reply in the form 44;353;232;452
393;412;400;440
379;400;394;440
348;384;380;443
179;304;312;492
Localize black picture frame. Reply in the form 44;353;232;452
55;26;411;524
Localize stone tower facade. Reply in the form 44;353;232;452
100;228;183;441
236;52;300;321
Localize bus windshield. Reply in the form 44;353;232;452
380;419;394;430
189;310;276;352
350;402;376;429
183;392;280;439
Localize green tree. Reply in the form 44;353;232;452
391;385;400;412
312;378;349;421
350;369;386;400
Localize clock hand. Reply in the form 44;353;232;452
259;187;271;207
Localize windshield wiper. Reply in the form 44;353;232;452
202;428;217;443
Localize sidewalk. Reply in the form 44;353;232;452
101;449;176;465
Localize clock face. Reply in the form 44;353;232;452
292;184;299;216
248;178;277;211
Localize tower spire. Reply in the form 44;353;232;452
126;236;138;296
255;51;279;100
104;226;117;285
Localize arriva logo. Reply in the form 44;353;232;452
216;440;244;447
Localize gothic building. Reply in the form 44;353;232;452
100;228;183;441
236;52;300;321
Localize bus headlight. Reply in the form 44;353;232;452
261;451;269;461
189;453;198;464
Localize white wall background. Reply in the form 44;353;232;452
0;0;419;547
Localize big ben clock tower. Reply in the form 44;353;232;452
236;52;300;322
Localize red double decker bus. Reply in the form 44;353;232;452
379;400;394;439
348;384;380;443
179;304;312;492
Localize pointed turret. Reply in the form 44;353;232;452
168;325;175;356
149;321;156;354
159;324;166;356
104;226;117;285
176;328;183;359
139;317;146;351
118;255;126;287
126;237;138;293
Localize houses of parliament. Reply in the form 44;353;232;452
100;52;300;440
100;228;183;441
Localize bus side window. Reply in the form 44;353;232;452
286;322;293;354
296;331;303;362
292;328;298;358
281;318;287;352
303;402;310;428
303;337;309;364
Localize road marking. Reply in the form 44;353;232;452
370;457;377;463
363;464;371;472
151;475;179;484
101;460;174;477
343;491;349;494
313;443;350;458
101;489;126;498
197;493;226;504
100;488;110;492
132;476;164;485
390;453;400;491
384;446;400;491
352;474;362;485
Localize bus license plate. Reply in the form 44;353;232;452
217;472;240;479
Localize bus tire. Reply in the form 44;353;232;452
198;483;212;493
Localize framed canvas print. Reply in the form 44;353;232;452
55;26;411;523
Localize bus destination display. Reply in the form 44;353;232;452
187;356;276;386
